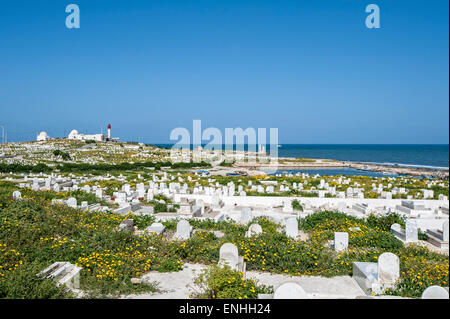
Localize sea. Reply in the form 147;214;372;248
153;144;449;177
276;144;449;170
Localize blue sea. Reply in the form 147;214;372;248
277;144;449;170
154;144;449;170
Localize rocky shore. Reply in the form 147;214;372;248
232;158;449;179
347;162;449;179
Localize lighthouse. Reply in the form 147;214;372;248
107;123;111;140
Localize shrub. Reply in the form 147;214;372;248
53;150;71;161
193;265;273;299
0;262;70;299
292;199;303;211
366;212;405;232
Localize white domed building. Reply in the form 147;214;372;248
37;131;50;141
68;129;80;140
67;129;106;142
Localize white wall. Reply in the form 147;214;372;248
183;194;447;210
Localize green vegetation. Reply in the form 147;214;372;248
0;161;211;174
292;199;303;211
219;161;234;167
0;184;447;299
0;261;70;299
193;265;273;299
53;150;71;161
0;163;52;174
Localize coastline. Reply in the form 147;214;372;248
233;158;449;178
346;161;449;178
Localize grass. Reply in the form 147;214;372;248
0;182;448;299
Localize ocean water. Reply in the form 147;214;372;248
276;144;449;170
154;144;449;170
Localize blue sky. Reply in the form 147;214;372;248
0;0;448;144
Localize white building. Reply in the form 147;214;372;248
37;131;51;141
68;129;106;142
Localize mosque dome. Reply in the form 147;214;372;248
37;131;50;141
68;130;79;139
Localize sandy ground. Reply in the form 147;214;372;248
124;263;375;299
245;272;365;299
124;263;207;299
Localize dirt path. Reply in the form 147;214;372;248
125;263;369;299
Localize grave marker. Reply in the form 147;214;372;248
273;282;307;299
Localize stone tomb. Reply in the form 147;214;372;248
66;197;77;209
146;222;165;235
39;261;82;290
219;243;245;272
390;220;418;243
118;219;134;232
353;252;400;294
211;195;224;209
352;203;369;214
426;220;449;249
396;200;433;217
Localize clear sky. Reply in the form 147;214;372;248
0;0;448;144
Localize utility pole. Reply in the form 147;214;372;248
1;125;5;144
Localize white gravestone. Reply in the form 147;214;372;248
174;219;192;240
285;217;298;239
246;224;263;238
405;219;418;242
95;189;103;199
219;243;239;270
273;282;307;299
211;195;220;207
12;191;21;200
282;200;293;213
241;208;253;224
334;232;349;252
421;286;449;299
378;252;400;284
443;220;449;242
66;197;77;208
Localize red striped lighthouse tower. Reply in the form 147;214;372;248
107;123;111;140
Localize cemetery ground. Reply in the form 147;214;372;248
0;183;448;299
